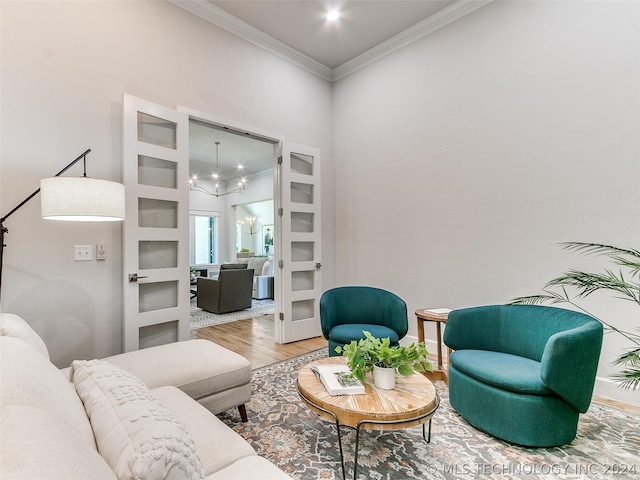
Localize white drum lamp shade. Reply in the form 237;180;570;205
40;177;125;221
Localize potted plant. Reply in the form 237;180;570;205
335;331;432;389
510;242;640;391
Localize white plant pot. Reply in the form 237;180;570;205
373;365;396;390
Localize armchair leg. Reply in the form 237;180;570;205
238;404;248;422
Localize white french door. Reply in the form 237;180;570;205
275;143;322;343
122;94;190;352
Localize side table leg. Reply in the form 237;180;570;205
436;322;443;370
334;419;346;480
353;425;363;480
422;419;433;443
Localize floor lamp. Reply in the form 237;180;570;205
0;149;125;301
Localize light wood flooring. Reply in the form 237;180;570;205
191;314;328;369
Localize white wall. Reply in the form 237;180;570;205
333;1;640;406
0;0;334;366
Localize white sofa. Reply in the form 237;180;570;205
0;313;291;480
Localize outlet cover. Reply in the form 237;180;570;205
74;245;93;261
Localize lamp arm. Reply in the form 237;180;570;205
0;148;91;302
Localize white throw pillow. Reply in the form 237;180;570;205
71;359;204;480
262;260;273;276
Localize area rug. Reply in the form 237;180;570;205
218;349;640;480
190;299;274;329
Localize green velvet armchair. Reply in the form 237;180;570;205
320;286;408;357
443;305;603;447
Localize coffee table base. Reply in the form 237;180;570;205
297;384;440;480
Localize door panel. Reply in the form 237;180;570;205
276;143;322;343
123;94;189;351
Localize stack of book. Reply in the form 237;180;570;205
310;364;365;396
423;308;452;317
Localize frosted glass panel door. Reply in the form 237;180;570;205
123;94;189;352
276;143;322;343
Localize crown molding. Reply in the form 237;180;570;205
332;0;495;81
168;0;333;81
169;0;493;83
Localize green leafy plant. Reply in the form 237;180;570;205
509;242;640;391
335;331;432;384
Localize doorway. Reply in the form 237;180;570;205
188;119;276;274
123;96;322;348
187;118;277;332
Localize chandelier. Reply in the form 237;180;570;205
238;212;262;236
189;141;247;197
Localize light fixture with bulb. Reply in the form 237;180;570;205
326;10;340;21
189;141;247;198
238;209;262;236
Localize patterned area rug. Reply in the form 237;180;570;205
190;299;274;329
218;349;640;480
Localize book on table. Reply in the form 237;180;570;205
310;364;365;396
423;308;452;317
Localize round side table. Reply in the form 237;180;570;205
297;357;439;480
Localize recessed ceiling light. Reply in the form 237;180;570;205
326;10;340;21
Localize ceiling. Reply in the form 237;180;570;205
171;0;491;81
209;0;456;69
189;120;275;184
185;0;491;179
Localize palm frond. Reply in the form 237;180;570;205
511;242;640;392
611;349;640;391
507;292;567;306
611;371;640;391
612;348;640;367
545;269;640;305
560;242;640;260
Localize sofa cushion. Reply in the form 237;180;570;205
0;312;50;359
71;359;205;480
450;350;553;395
247;256;268;276
205;455;293;480
0;336;96;446
82;340;252;409
262;260;273;276
153;386;257;476
1;404;117;480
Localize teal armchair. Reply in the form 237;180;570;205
320;286;408;357
443;305;603;447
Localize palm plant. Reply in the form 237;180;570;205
509;242;640;391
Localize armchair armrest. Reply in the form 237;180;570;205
540;321;603;412
197;277;221;312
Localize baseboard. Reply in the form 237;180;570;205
593;376;640;411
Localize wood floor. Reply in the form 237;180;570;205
191;314;328;369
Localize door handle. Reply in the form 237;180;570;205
316;263;322;269
128;273;148;283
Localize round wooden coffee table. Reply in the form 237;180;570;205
297;357;439;480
